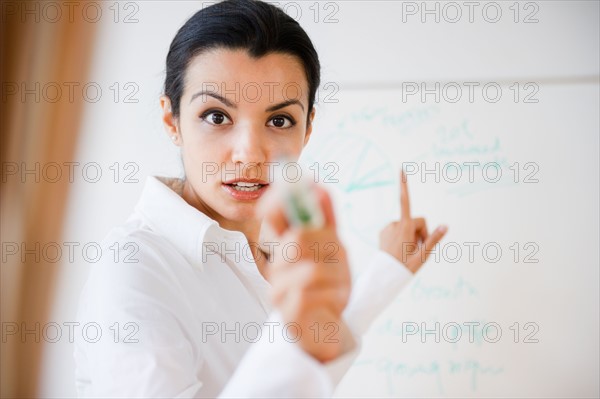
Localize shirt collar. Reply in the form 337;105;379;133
134;175;249;268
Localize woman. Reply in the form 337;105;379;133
74;0;447;397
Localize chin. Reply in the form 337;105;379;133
222;204;260;223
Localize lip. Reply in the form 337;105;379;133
221;181;270;201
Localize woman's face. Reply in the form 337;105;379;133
160;48;314;226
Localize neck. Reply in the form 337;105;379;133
208;214;268;279
181;179;263;248
218;218;262;246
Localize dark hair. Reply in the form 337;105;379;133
164;0;321;122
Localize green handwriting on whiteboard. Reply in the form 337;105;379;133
354;356;503;395
410;276;479;301
336;105;441;136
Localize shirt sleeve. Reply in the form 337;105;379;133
221;250;416;396
344;249;414;336
218;310;334;398
319;249;415;388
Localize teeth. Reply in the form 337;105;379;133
235;182;259;187
231;184;261;192
229;182;263;192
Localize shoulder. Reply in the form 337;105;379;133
78;216;195;319
94;213;189;277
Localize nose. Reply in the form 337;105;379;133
230;122;268;167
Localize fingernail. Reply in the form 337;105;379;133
438;225;448;233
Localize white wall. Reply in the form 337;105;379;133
41;1;599;396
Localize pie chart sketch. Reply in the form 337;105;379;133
302;132;397;245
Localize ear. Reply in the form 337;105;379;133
160;95;181;146
303;107;316;147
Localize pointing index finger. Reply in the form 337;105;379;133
400;169;411;220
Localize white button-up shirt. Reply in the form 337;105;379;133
74;175;413;398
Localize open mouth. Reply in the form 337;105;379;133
222;180;270;200
227;182;266;192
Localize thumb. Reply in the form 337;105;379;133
417;225;448;265
313;184;336;229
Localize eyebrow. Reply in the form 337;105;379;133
190;90;234;107
266;99;305;113
189;90;305;112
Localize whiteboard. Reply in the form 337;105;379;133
43;1;599;397
297;81;599;397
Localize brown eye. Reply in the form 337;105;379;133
211;113;225;124
267;115;295;128
200;111;232;126
272;117;285;127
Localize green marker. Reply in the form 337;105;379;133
283;178;324;229
273;160;324;229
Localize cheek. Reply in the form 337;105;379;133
292;136;309;159
181;145;228;186
179;119;224;159
180;135;227;184
273;126;310;157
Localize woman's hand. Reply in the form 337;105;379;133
262;185;355;363
379;170;448;274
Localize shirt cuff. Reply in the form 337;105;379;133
219;311;334;398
